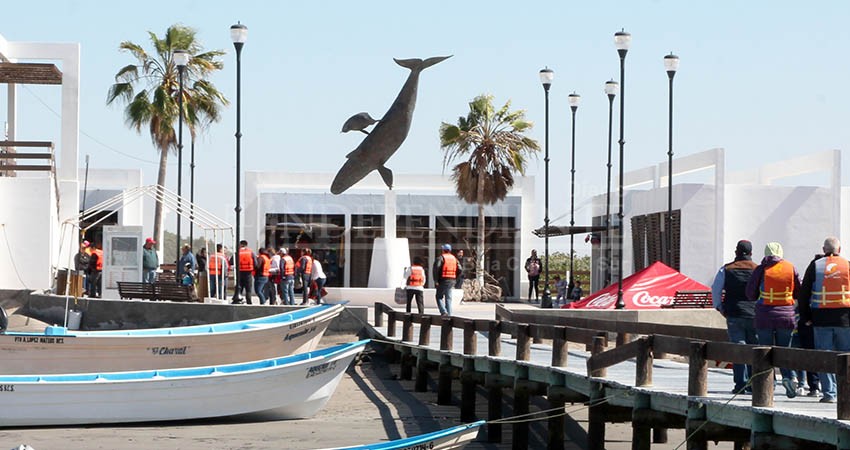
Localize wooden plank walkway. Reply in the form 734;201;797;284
369;303;850;450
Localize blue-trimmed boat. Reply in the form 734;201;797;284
0;339;367;427
0;303;345;374
326;420;485;450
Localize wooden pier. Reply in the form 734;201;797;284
369;302;850;450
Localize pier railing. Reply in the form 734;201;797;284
374;302;850;418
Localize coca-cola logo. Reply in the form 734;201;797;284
585;292;617;308
632;291;674;307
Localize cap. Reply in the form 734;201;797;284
145;237;156;245
441;244;452;251
184;262;192;268
82;240;90;248
735;240;752;256
765;242;784;258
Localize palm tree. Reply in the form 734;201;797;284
107;24;227;249
439;94;540;287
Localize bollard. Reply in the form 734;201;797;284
635;336;653;387
463;320;477;355
516;324;531;361
374;303;383;327
551;326;568;367
688;341;708;397
751;347;774;408
386;311;396;338
590;334;607;378
440;317;453;352
402;313;414;342
418;315;431;346
488;321;501;356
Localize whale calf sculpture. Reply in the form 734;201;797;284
331;55;452;195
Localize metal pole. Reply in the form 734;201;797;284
606;93;614;286
667;72;675;268
616;49;627;310
542;85;551;308
233;42;243;302
569;104;577;288
190;137;195;248
177;64;184;263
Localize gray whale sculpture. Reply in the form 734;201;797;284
331;55;452;195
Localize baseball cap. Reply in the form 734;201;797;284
441;244;452;251
145;237;156;245
82;240;90;248
735;240;752;256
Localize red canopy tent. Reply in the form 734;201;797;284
565;261;710;309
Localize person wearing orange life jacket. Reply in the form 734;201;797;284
278;248;297;306
208;244;230;299
433;244;461;316
232;240;256;304
296;248;314;305
254;248;272;305
746;242;801;398
404;257;427;314
87;241;104;298
799;236;850;403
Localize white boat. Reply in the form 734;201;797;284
0;339;368;427
0;303;345;374
326;420;485;450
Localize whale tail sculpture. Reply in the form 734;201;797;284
331;55;452;195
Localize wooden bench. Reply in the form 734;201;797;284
116;281;197;302
661;290;714;309
116;282;155;300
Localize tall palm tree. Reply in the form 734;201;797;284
439;94;540;287
107;24;227;249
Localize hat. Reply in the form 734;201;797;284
735;240;752;256
145;237;156;245
184;262;192;268
441;244;452;251
82;240;90;248
765;242;784;258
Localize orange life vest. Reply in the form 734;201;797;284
238;247;255;272
259;254;271;277
209;252;228;275
441;253;458;279
298;255;313;275
759;260;795;306
93;248;103;271
407;265;426;287
282;255;295;276
812;256;850;309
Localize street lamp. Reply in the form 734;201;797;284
568;92;580;293
539;67;554;308
231;22;247;303
664;52;679;269
174;49;189;263
614;29;631;309
604;80;618;286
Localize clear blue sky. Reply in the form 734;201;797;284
2;2;849;254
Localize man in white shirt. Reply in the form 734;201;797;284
311;255;328;305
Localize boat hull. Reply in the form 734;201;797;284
0;303;344;374
326;420;484;450
0;340;367;427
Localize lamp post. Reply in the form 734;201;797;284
190;138;195;248
664;53;679;268
604;80;618;286
568;92;580;291
231;22;247;302
174;50;189;262
539;67;554;308
614;29;631;309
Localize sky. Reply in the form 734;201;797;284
2;1;849;255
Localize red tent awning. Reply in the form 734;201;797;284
566;261;710;309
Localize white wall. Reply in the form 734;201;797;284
0;178;55;290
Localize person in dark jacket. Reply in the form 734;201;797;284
746;242;802;398
798;236;850;403
711;239;758;394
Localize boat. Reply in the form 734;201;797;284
0;302;345;374
325;420;485;450
0;339;368;427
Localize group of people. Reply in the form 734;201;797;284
73;239;103;297
524;249;583;306
403;244;464;317
712;237;850;403
230;241;327;306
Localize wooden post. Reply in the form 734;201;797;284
489;321;501;356
387;310;396;338
463;320;477;355
616;332;632;347
635;336;653;387
437;354;453;405
587;381;606;450
415;350;429;392
551;326;568;367
533;324;543;344
590;334;607;378
686;399;708;450
374;302;383;327
402;313;414;342
513;367;530;450
440;317;453;351
461;358;477;422
653;428;668;444
487;360;503;443
418;315;431;346
688;341;707;397
548;394;566;450
516;324;531;361
400;346;413;380
631;393;651;450
751;347;774;408
838;353;850;420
